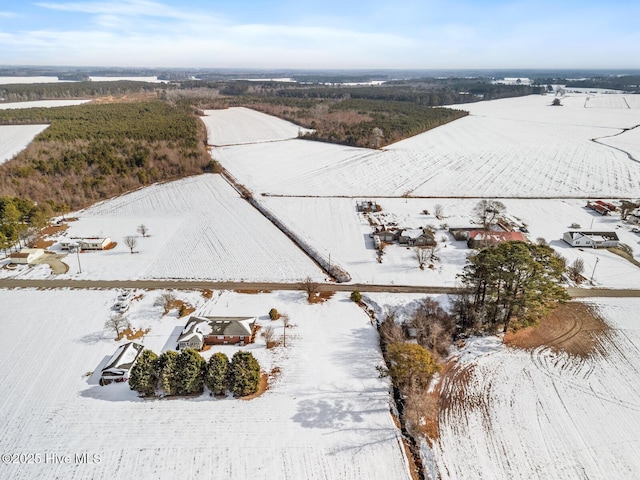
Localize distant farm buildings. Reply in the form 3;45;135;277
586;200;617;216
467;230;526;249
563;231;619;248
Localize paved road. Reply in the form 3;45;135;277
1;278;640;298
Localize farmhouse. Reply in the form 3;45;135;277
9;248;44;264
61;237;111;251
398;229;436;247
99;342;144;386
177;316;257;350
467;230;526;249
563;231;619;248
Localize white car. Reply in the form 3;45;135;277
118;290;132;301
114;302;129;313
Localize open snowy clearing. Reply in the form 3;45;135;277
201;107;312;146
428;298;640;480
0;99;90;110
210;93;640;197
0;124;48;166
0;175;324;282
0;288;410;480
258;196;640;289
0;76;164;84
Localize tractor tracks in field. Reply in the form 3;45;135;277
591;123;640;163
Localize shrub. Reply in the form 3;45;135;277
350;290;362;303
227;351;261;397
269;308;279;320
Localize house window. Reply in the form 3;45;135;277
217;335;224;340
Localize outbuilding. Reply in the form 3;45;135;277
100;342;144;386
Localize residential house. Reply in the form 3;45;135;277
100;342;144;386
9;248;45;264
61;237;111;251
467;230;526;249
563;231;619;248
398;229;436;247
177;316;257;350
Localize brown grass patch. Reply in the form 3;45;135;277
308;291;334;304
504;302;610;358
164;299;195;317
390;412;422;480
234;289;272;294
116;327;150;341
201;289;214;299
239;373;269;400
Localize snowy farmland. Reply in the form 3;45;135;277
2;174;324;282
0;124;48;166
200;107;312;146
429;298;640;480
0;289;410;480
210;94;640;197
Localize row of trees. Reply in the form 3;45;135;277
0;196;54;254
129;349;261;398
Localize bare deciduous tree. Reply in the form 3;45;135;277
434;204;444;219
473;199;506;231
137;224;149;237
124;235;137;254
104;314;130;338
567;257;585;282
414;247;429;270
262;325;276;348
379;313;406;346
302;276;319;301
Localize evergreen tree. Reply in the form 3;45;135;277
156;350;180;396
204;352;230;395
176;348;205;395
129;349;159;397
227;351;261;397
458;241;568;332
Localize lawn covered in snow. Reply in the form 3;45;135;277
0;288;410;480
210;93;640;197
428;298;640;480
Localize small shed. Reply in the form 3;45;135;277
9;248;45;265
100;342;144;386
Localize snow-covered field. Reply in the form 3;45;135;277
0;289;410;480
0;124;48;166
0;99;90;110
201;107;311;146
0;174;323;282
429;298;640;480
211;94;640;197
0;76;163;84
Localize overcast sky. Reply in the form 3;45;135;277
1;0;639;69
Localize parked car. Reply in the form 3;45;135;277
114;302;129;313
118;290;132;301
632;227;640;233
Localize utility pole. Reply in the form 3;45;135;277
590;257;599;284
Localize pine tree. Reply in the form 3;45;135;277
204;352;230;395
176;348;205;395
129;349;159;397
156;350;180;396
227;351;261;397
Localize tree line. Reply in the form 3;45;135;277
0;101;211;210
129;348;261;398
0;196;56;255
